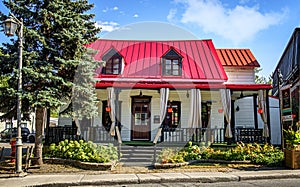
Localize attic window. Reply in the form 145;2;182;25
162;49;182;76
102;48;122;75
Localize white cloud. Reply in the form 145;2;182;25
113;6;119;11
167;9;177;22
95;21;120;32
177;0;287;44
133;14;139;18
102;8;108;13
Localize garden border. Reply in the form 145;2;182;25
154;159;252;169
43;158;117;170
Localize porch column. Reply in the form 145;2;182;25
253;94;258;129
258;89;270;142
153;88;169;144
231;99;235;143
221;89;233;141
114;88;122;143
107;87;116;136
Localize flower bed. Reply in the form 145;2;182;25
156;142;284;168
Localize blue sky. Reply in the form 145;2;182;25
1;0;300;77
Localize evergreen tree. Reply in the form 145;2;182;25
0;0;100;165
255;68;272;84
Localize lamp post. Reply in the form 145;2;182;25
2;13;23;173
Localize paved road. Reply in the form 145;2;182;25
77;178;300;187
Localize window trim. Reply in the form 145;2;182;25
102;56;122;75
162;49;182;76
101;48;123;75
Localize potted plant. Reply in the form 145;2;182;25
284;121;300;169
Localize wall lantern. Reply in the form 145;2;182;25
105;106;111;112
218;109;223;113
258;108;263;114
168;106;173;113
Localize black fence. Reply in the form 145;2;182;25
46;126;116;144
46;126;81;145
45;126;264;145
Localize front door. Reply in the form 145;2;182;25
132;97;151;140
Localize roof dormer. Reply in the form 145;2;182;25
162;48;182;76
101;48;123;75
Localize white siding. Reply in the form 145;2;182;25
224;67;255;84
234;97;281;145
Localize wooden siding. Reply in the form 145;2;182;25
224;67;255;84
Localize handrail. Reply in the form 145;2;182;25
115;126;122;144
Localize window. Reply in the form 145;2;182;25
163;101;181;129
102;49;122;75
162;49;182;76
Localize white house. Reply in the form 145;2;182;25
64;39;273;145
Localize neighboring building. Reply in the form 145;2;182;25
0;113;35;133
72;39;273;144
272;28;300;139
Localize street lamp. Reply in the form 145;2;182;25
2;13;23;174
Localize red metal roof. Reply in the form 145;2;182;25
87;39;228;87
216;49;260;68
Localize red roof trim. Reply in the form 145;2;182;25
225;84;272;90
95;81;271;90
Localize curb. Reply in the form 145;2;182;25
4;170;299;187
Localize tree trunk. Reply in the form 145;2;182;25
34;106;46;165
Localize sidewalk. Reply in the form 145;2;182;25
1;169;300;187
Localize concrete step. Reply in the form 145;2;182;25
119;145;163;166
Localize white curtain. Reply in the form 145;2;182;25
160;88;170;124
258;90;269;138
107;87;116;136
221;89;233;138
153;88;169;143
187;89;202;128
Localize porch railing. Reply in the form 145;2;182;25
46;126;264;145
161;127;226;144
235;128;264;143
47;126;81;144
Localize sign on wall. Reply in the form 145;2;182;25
281;86;292;113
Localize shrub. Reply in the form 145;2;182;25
157;148;185;164
46;139;118;163
158;141;284;167
201;142;284;166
